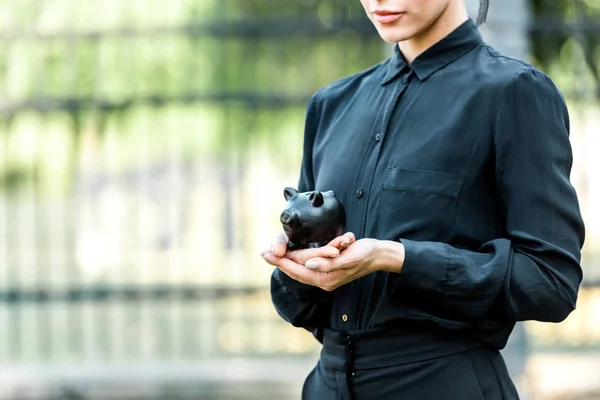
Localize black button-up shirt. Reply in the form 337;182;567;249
270;19;585;349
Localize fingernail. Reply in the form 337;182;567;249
271;245;275;253
341;240;349;247
305;260;319;270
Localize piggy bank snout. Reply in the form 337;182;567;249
280;209;300;228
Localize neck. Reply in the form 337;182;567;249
398;1;469;63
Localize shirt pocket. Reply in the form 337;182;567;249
379;167;464;241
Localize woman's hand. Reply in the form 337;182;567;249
261;233;403;292
266;231;356;266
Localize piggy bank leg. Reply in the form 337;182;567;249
307;241;326;249
287;241;299;250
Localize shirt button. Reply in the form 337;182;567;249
342;314;348;322
375;134;381;142
356;190;363;198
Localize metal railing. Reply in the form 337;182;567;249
0;0;598;374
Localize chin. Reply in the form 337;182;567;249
374;26;420;43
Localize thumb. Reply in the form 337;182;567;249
305;258;320;270
271;231;289;257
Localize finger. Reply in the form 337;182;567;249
260;250;282;267
305;257;336;272
340;232;356;249
343;232;356;244
327;232;356;250
271;231;289;257
274;256;319;286
304;257;320;270
286;246;340;265
262;250;317;285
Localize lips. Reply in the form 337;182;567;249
372;10;404;24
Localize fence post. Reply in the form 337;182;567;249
467;0;531;61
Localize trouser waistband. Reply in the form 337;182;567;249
320;325;484;372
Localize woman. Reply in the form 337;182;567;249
261;0;585;398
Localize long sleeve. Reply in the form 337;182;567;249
396;68;585;324
270;90;333;338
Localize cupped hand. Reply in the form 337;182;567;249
266;231;356;265
261;234;381;292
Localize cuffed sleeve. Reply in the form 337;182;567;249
396;68;585;324
398;239;449;293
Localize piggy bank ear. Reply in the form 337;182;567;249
284;187;298;200
308;191;324;207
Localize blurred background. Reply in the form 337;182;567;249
0;0;599;399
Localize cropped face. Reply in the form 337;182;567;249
359;0;454;43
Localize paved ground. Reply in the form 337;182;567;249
0;358;315;400
525;353;600;400
0;353;598;399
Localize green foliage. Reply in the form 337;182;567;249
0;0;386;192
2;0;597;191
531;0;600;88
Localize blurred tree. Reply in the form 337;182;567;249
2;0;599;191
186;0;383;162
531;0;600;92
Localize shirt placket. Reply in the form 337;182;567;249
354;71;412;240
335;71;413;331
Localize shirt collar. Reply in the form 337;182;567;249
381;18;483;85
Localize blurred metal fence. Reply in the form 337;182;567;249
0;0;386;370
0;0;599;396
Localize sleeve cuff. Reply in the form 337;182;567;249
396;239;449;294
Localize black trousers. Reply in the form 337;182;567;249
302;327;520;400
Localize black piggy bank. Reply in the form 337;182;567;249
280;187;346;250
